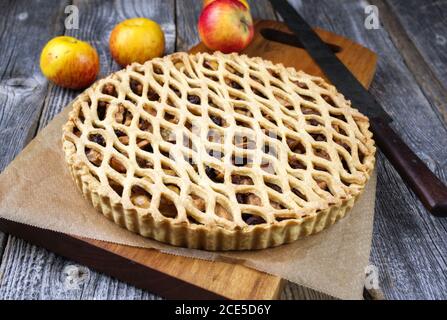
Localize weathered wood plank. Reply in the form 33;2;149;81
0;0;69;172
0;0;175;300
174;0;202;52
369;0;447;122
248;0;277;21
285;0;447;299
0;236;160;300
0;0;69;279
281;282;336;300
0;232;6;261
385;0;447;89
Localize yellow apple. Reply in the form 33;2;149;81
198;0;254;53
109;17;165;67
40;36;99;90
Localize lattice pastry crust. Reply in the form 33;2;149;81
62;52;375;250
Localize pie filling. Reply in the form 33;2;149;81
63;52;375;249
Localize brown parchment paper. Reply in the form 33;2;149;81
0;106;376;300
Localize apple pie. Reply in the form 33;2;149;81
62;51;375;250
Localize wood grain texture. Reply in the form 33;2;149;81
0;0;69;171
0;236;160;300
0;219;275;299
281;283;336;300
83;238;283;300
0;0;69;283
371;118;447;216
385;0;447;89
285;0;447;299
370;0;447;123
0;232;6;261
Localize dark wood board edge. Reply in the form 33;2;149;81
0;218;225;300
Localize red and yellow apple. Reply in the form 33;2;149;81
198;0;254;53
109;17;165;67
203;0;249;9
40;36;99;89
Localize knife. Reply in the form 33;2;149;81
268;0;447;217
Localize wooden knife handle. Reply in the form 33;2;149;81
371;119;447;217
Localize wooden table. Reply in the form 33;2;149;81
0;0;446;300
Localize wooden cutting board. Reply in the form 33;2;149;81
0;20;377;300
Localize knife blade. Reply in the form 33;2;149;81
260;28;343;54
268;0;391;122
268;0;447;216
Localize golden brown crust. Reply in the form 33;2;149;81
62;52;375;250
